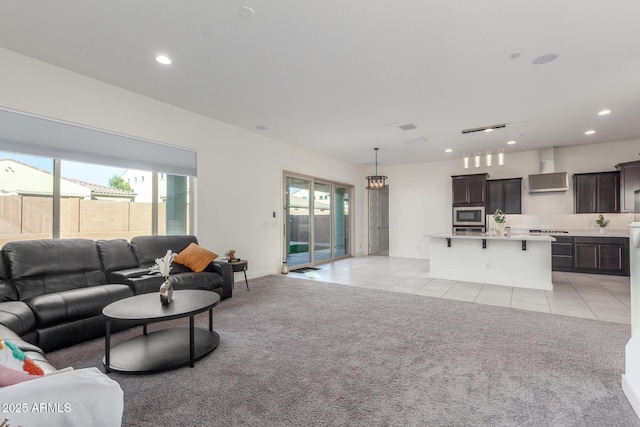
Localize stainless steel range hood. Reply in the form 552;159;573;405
528;148;569;193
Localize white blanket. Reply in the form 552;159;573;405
0;367;123;427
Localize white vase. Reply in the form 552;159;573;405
599;227;605;234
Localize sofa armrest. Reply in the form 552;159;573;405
0;367;123;427
210;261;233;299
108;266;152;282
0;301;36;336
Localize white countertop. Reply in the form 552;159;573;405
555;229;630;238
430;233;555;242
431;228;631;240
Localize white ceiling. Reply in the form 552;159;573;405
1;1;639;166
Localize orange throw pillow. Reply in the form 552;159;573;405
174;243;218;273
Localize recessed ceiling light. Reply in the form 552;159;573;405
239;6;255;18
507;140;517;145
484;128;494;133
598;109;612;116
532;54;558;65
445;148;453;153
585;130;596;135
155;55;172;65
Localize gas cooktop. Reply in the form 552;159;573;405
529;229;569;234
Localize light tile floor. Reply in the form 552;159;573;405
287;256;631;325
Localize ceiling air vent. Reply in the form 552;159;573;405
398;123;416;131
461;124;506;134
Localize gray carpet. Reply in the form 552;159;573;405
47;275;640;427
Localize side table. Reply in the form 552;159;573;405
229;260;249;291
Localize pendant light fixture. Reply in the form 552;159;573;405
462;148;506;168
366;148;388;190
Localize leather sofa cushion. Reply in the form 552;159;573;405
36;314;130;353
96;239;139;274
4;239;106;300
25;285;133;329
170;272;222;292
0;301;37;336
0;250;18;302
4;239;102;279
0;324;44;356
130;235;198;267
13;271;107;301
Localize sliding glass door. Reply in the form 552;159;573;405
334;186;349;257
285;177;311;266
284;173;352;268
313;182;332;262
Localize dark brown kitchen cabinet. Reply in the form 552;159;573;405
551;236;574;270
574;237;629;275
573;171;620;213
552;235;629;276
452;173;488;206
487;178;522;215
616;160;640;212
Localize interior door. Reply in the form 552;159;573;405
368;187;389;255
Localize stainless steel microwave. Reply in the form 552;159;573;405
453;206;485;227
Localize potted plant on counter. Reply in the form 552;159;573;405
493;209;507;236
596;214;610;234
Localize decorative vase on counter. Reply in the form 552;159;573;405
599;227;605;234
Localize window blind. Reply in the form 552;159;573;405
0;108;196;176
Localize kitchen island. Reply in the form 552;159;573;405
429;233;555;290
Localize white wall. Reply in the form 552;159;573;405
3;46;638;269
0;47;367;278
377;139;640;259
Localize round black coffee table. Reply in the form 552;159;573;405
103;290;220;374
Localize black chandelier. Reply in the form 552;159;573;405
366;148;388;190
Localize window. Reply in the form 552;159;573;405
0;154;54;247
60;160;149;240
0;152;194;244
158;173;191;235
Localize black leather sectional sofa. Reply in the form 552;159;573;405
0;235;232;369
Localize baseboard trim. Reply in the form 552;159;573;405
622;374;640;419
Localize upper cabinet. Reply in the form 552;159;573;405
573;171;620;213
616;160;640;212
451;173;488;206
487;178;522;214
